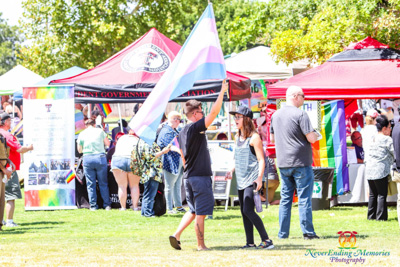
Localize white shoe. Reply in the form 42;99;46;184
6;222;18;227
168;210;177;214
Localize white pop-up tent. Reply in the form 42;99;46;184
0;65;43;95
225;46;309;80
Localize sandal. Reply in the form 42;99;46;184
169;236;181;250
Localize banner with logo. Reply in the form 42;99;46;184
23;86;76;210
239;79;282;111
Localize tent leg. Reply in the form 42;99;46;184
118;103;123;133
228;102;232;141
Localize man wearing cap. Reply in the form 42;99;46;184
169;80;228;251
270;86;320;240
0;112;33;227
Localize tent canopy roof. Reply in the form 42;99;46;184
0;65;43;96
225;46;309;80
52;28;251;103
268;37;400;100
36;66;86;86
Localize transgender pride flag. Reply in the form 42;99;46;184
129;3;226;144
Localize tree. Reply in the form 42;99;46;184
0;12;22;75
270;0;400;65
20;0;267;76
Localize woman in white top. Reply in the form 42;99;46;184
361;109;378;163
111;131;141;210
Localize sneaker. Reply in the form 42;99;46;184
303;234;320;240
5;222;18;227
176;207;186;213
119;208;127;211
132;207;141;211
257;239;274;249
240;244;256;249
105;206;111;211
168;209;177;214
90;207;98;211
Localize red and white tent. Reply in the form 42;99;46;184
268;37;400;100
52;28;251;103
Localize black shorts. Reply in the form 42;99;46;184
184;176;214;216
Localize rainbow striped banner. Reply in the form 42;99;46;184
25;189;75;208
95;103;112;117
65;169;76;183
75;110;85;135
312;100;349;195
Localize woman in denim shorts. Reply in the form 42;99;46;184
111;131;140;211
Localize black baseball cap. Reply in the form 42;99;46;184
0;112;10;121
229;105;253;119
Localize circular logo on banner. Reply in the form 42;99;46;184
120;44;171;73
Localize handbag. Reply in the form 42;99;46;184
392;168;400;183
387;174;398;196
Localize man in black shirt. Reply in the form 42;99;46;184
169;80;228;251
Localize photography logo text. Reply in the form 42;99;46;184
304;231;390;264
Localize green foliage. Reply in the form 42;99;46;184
20;0;205;77
270;0;400;65
0;12;22;75
20;0;267;77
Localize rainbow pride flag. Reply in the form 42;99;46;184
312;100;349;195
65;170;76;184
95;103;112;117
130;3;226;145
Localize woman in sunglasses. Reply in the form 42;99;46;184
157;111;186;214
226;105;274;249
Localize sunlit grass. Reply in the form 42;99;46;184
0;195;399;266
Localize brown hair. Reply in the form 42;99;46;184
184;100;201;116
238;116;256;139
85;119;96;126
365;116;375;125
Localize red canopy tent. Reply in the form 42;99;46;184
52;28;251;103
268;37;400;100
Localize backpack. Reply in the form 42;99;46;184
153;182;167;216
0;133;10;162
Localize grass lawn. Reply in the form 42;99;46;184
1;195;399;266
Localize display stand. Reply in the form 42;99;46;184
212;172;232;211
208;140;236;210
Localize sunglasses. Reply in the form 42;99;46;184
234;116;243;120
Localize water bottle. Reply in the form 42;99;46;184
253;183;263;213
2;166;11;183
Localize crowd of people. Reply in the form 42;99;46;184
1;83;399;250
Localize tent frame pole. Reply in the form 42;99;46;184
118;104;123;132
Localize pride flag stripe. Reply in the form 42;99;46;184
65;170;75;184
95;103;112;117
130;3;226;145
313;100;349;196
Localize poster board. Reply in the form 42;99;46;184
208;140;236;210
23;86;76;210
277;100;321;131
